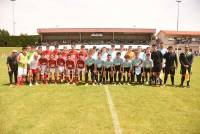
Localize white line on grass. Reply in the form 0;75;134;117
104;85;122;134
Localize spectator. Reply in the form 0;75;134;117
7;50;18;87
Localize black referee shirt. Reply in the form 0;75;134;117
164;52;178;67
151;50;163;65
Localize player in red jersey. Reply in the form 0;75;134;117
61;46;68;59
76;52;85;83
69;44;79;60
52;45;59;59
48;54;57;83
43;45;51;59
65;54;76;84
79;45;87;60
38;53;48;84
57;52;65;83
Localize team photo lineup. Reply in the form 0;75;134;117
7;43;193;88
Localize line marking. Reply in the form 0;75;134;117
104;85;122;134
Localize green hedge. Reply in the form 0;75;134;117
0;29;40;47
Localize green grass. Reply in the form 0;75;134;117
0;47;200;134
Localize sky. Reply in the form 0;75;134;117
0;0;200;35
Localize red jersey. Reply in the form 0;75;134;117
43;50;51;56
49;58;57;68
57;57;65;66
76;59;85;69
52;49;59;56
80;50;87;58
39;58;48;65
62;51;68;59
69;50;79;59
66;59;75;69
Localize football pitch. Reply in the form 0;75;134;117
0;48;200;134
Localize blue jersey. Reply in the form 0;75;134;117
85;57;95;66
113;58;123;66
123;60;132;68
104;60;113;68
95;59;104;68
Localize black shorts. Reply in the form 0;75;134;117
97;67;102;72
114;65;121;71
105;68;111;72
165;66;175;75
144;68;151;73
152;65;162;72
86;65;94;72
124;67;130;72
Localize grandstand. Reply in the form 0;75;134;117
37;28;156;47
157;30;200;54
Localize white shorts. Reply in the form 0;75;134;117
66;69;75;76
58;66;65;73
40;65;47;75
77;68;85;74
18;67;27;76
49;68;56;73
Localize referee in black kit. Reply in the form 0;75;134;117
6;50;18;87
163;46;178;86
151;44;163;86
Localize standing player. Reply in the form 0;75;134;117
159;42;168;73
65;54;76;84
69;44;79;60
103;54;113;84
113;52;123;85
38;53;48;84
101;47;108;62
57;52;65;83
16;47;28;86
85;49;95;86
179;46;193;88
28;53;39;86
122;55;132;85
52;45;60;59
163;46;178;86
143;53;153;84
108;44;116;61
48;54;57;83
119;44;126;61
94;52;104;85
79;45;87;60
151;44;163;86
61;46;68;59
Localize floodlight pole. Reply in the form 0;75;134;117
176;0;182;54
10;0;16;35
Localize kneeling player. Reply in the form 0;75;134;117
38;53;48;84
85;49;95;86
76;53;85;83
113;52;123;84
143;53;153;84
57;53;65;83
94;52;104;85
48;54;57;84
103;54;113;84
65;54;76;84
